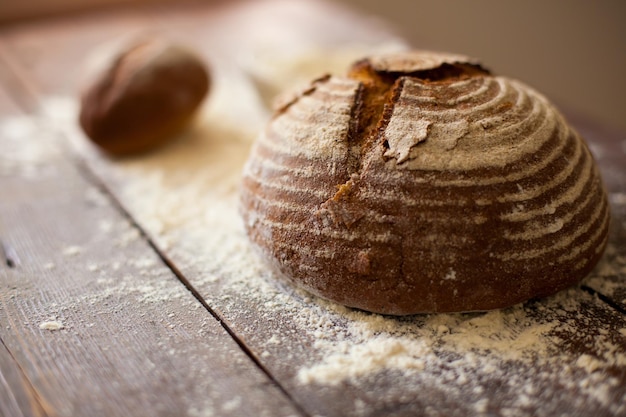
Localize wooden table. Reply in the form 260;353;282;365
1;1;625;416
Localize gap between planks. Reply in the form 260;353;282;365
71;156;314;417
0;329;52;417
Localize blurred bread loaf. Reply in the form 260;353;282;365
79;38;210;156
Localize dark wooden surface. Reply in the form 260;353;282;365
0;82;47;417
1;1;625;416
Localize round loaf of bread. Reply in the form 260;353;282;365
79;39;210;156
240;50;610;315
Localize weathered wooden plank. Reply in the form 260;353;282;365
0;77;303;417
0;316;50;417
3;2;626;416
0;49;50;417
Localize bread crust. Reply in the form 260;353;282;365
79;39;210;156
240;50;610;315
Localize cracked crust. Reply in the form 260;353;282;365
240;50;610;315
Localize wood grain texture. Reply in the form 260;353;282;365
1;1;625;416
0;339;50;417
0;67;303;417
0;85;40;417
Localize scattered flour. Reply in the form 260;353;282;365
62;245;82;256
84;185;110;207
298;335;430;384
0;116;63;178
39;319;64;331
222;396;242;412
115;228;141;248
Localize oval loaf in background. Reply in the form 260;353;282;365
240;50;610;315
79;38;210;156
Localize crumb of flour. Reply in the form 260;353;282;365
39;320;64;331
62;245;82;256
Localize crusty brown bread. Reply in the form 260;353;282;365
79;39;210;156
240;50;610;315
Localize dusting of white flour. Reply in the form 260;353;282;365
39;319;64;331
0;116;63;178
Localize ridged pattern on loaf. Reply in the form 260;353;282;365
240;53;610;315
